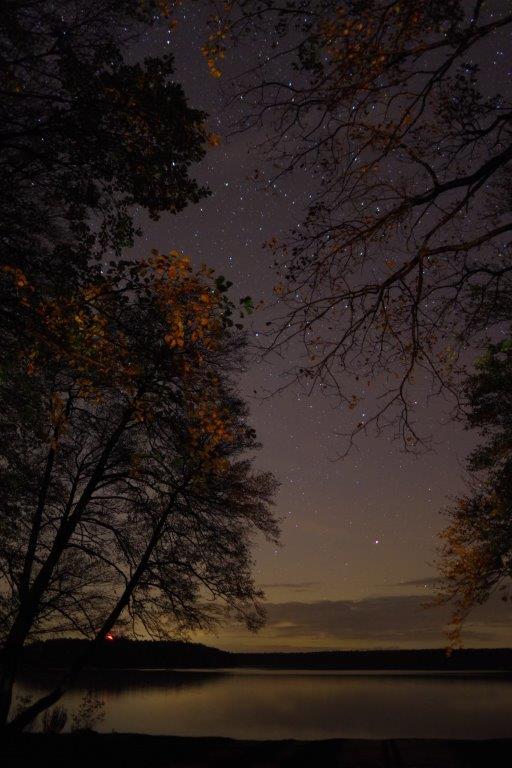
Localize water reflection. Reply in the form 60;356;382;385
19;668;229;695
15;668;512;740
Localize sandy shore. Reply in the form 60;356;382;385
2;733;511;767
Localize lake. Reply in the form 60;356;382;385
15;668;512;740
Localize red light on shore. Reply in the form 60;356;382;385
105;631;115;642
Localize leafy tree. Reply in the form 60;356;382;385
0;252;279;730
203;0;512;450
1;0;210;356
436;339;512;645
1;2;274;732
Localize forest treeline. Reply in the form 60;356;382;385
15;639;512;672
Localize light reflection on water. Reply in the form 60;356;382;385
15;668;512;740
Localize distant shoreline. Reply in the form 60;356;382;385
19;665;512;677
14;639;512;672
3;733;512;768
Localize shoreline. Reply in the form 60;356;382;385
18;641;512;673
19;664;512;676
3;733;512;767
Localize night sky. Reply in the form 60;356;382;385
130;5;512;651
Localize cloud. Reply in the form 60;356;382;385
200;593;512;651
260;582;320;592
263;596;450;643
262;594;512;645
390;577;440;588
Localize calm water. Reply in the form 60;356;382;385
15;668;512;740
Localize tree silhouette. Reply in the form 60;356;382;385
436;338;512;645
205;0;512;450
0;253;278;730
0;2;280;732
1;0;210;362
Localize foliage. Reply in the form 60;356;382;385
0;253;279;729
436;339;512;645
0;0;210;360
203;0;512;450
0;2;275;733
70;691;105;733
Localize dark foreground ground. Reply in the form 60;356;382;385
2;733;511;767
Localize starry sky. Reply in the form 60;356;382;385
130;4;512;651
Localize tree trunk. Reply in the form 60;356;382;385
0;641;22;729
6;486;182;732
0;405;135;729
0;598;43;729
